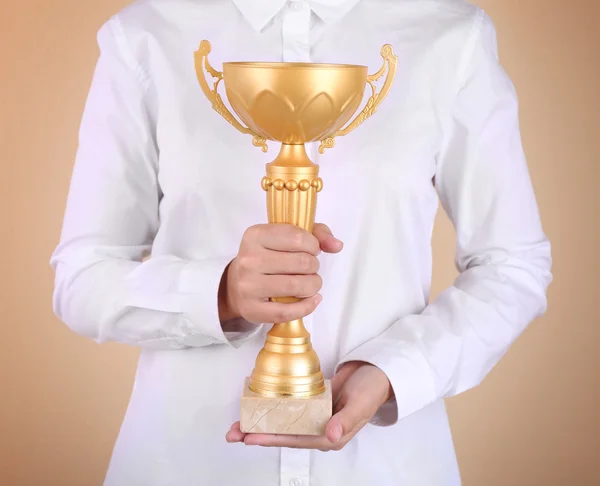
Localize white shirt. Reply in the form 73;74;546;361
50;0;553;485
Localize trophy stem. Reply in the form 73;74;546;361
249;143;326;398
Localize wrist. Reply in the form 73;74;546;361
373;364;394;403
360;361;394;404
218;260;240;322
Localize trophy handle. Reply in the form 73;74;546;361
194;40;268;152
318;44;398;154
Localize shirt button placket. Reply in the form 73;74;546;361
280;447;310;486
289;0;304;12
282;0;311;62
281;3;311;481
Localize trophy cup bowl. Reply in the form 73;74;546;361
195;41;397;434
222;62;367;145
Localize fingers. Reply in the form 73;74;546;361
253;274;323;298
256;249;320;275
313;223;343;254
241;294;322;324
244;223;343;256
225;422;246;443
243;432;334;450
245;224;321;255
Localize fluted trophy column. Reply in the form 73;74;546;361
250;143;325;397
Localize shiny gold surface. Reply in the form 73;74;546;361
318;44;398;153
195;41;268;152
251;143;325;397
222;62;366;145
194;41;397;398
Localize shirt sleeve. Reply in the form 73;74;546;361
50;16;262;350
335;10;553;425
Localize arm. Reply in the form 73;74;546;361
50;16;258;350
335;10;553;425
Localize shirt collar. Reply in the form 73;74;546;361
232;0;360;32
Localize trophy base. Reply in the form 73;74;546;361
240;378;332;436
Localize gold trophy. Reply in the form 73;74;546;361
195;41;397;435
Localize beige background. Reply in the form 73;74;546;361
1;0;599;484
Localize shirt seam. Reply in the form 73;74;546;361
454;8;486;97
132;331;218;347
108;13;151;93
433;7;485;173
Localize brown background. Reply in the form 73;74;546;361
1;0;599;485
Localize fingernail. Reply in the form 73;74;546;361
315;294;323;305
334;424;343;442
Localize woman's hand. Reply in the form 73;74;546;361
226;361;393;451
218;223;343;324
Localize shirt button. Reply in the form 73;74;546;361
289;0;305;12
289;479;303;486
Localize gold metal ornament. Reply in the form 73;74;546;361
195;41;398;399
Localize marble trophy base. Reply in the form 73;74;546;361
240;378;332;436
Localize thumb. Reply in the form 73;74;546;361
325;399;363;444
313;223;343;254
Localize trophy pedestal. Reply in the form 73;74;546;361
240;378;332;436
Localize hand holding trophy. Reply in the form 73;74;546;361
194;41;397;435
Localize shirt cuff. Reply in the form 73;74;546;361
178;256;263;348
335;336;438;426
